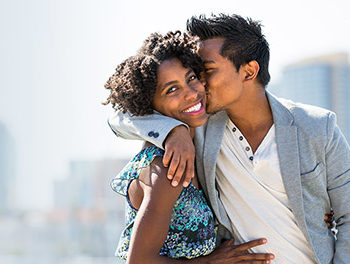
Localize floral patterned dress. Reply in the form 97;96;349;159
111;145;216;259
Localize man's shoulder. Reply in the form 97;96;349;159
271;95;337;140
274;96;335;126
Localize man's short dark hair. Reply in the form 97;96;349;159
187;13;270;87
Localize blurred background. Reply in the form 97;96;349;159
0;0;349;263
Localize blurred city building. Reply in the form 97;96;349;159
2;52;349;263
52;158;129;259
0;121;16;213
0;157;129;264
269;53;350;140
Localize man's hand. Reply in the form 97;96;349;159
163;125;195;187
199;238;275;263
324;210;335;229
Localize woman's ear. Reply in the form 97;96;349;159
243;60;260;81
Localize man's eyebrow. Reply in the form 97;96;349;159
203;60;215;65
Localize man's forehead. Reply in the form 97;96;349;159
198;37;225;50
198;38;225;62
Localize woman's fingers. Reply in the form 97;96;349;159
171;156;185;187
166;152;180;183
183;158;195;187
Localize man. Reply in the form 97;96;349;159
108;14;350;263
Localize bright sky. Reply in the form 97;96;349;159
0;0;349;209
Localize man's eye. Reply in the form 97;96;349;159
166;86;177;94
204;68;213;73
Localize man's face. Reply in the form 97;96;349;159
198;38;245;114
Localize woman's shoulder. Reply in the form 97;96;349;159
138;154;184;200
133;145;165;168
110;145;165;196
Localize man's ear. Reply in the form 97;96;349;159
242;60;260;82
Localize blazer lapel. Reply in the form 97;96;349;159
202;111;228;221
268;92;311;241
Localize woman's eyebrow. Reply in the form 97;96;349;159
161;69;194;91
161;80;178;91
184;69;193;78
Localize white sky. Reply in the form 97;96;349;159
1;0;350;209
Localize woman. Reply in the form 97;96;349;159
104;31;276;264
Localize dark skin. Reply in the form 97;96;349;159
162;38;335;229
164;125;195;187
325;210;335;229
128;152;274;264
164;38;272;184
126;58;275;263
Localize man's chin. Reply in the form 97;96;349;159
206;107;219;115
206;104;221;115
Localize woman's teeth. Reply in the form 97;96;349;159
183;102;201;113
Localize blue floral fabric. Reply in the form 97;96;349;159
111;145;216;259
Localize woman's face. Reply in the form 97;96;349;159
152;58;207;128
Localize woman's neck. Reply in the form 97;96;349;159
189;127;195;139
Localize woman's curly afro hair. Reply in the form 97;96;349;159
103;31;204;116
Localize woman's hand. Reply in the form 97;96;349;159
198;238;275;264
163;125;195;187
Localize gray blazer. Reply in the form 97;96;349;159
108;92;350;263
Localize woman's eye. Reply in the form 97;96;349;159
188;75;197;82
166;86;177;94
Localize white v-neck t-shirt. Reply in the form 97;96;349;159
215;119;315;263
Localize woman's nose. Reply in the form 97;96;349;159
184;86;198;101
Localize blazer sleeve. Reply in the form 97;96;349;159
107;109;189;149
325;112;350;263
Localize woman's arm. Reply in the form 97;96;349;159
126;157;274;264
126;156;184;264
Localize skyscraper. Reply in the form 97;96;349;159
270;53;350;140
0;122;15;213
53;158;129;258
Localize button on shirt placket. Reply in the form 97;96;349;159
232;126;254;164
220;122;313;263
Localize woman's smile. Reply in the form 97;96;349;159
152;58;207;128
182;100;205;115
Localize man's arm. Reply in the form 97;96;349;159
108;109;187;148
325;112;350;263
108;109;196;187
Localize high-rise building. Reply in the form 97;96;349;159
53;158;129;258
54;158;129;211
269;53;350;140
0;122;15;213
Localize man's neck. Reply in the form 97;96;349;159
226;89;273;153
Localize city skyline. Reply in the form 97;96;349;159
0;122;16;213
0;157;129;264
269;52;350;141
3;51;349;262
1;0;350;211
1;1;350;262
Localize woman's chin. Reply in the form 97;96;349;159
186;117;208;128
